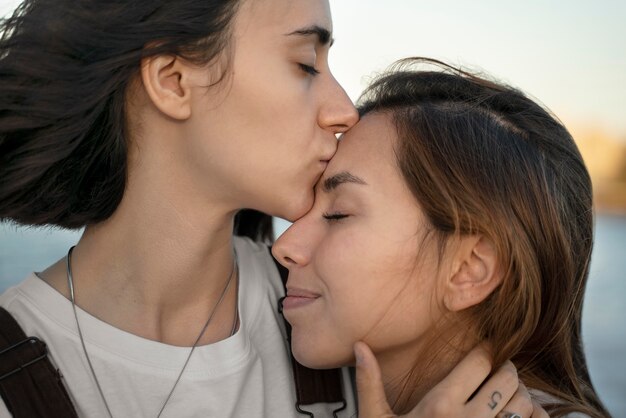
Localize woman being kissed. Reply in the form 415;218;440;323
275;58;610;418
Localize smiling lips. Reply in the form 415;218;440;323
282;288;321;310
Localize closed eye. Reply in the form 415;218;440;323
299;63;320;76
322;212;348;222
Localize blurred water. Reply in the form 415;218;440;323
1;215;625;415
581;214;626;416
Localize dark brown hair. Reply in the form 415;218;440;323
358;58;609;417
0;0;273;240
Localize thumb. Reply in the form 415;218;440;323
354;341;396;418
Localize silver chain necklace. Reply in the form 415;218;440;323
66;246;238;418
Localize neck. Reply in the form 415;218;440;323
78;202;237;313
376;324;477;414
41;140;243;345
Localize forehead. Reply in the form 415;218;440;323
324;113;400;186
236;0;332;36
326;113;396;174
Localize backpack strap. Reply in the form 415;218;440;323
0;307;78;418
269;248;347;417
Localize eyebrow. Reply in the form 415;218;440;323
322;171;367;193
285;25;334;47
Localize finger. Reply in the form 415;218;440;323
354;341;395;418
466;360;519;417
530;400;550;418
430;344;493;400
495;381;533;418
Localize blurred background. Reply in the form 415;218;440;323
1;0;624;415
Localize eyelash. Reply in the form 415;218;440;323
322;212;349;222
298;63;320;76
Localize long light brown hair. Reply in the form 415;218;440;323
357;58;610;417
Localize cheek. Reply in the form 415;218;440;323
291;234;407;366
366;275;439;350
322;233;440;356
229;53;315;136
184;76;321;216
292;272;417;369
363;249;446;354
225;68;321;194
287;233;375;368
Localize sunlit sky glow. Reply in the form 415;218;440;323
2;0;624;139
329;1;626;140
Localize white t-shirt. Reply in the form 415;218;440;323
0;237;356;417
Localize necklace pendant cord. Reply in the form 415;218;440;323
66;246;239;418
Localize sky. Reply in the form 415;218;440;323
328;1;626;140
2;0;625;139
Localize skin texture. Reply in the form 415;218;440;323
39;0;358;347
135;0;359;223
275;113;442;367
156;0;359;222
273;113;506;413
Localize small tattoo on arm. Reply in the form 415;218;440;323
488;391;502;410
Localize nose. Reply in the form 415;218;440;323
318;75;359;134
272;220;312;270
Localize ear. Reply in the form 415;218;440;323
443;235;502;312
140;55;192;120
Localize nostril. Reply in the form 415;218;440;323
332;124;351;135
284;256;296;265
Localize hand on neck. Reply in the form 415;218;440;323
374;323;480;414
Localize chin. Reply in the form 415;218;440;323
277;190;314;222
291;337;350;370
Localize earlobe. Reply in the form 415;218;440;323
140;55;192;120
443;236;502;312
